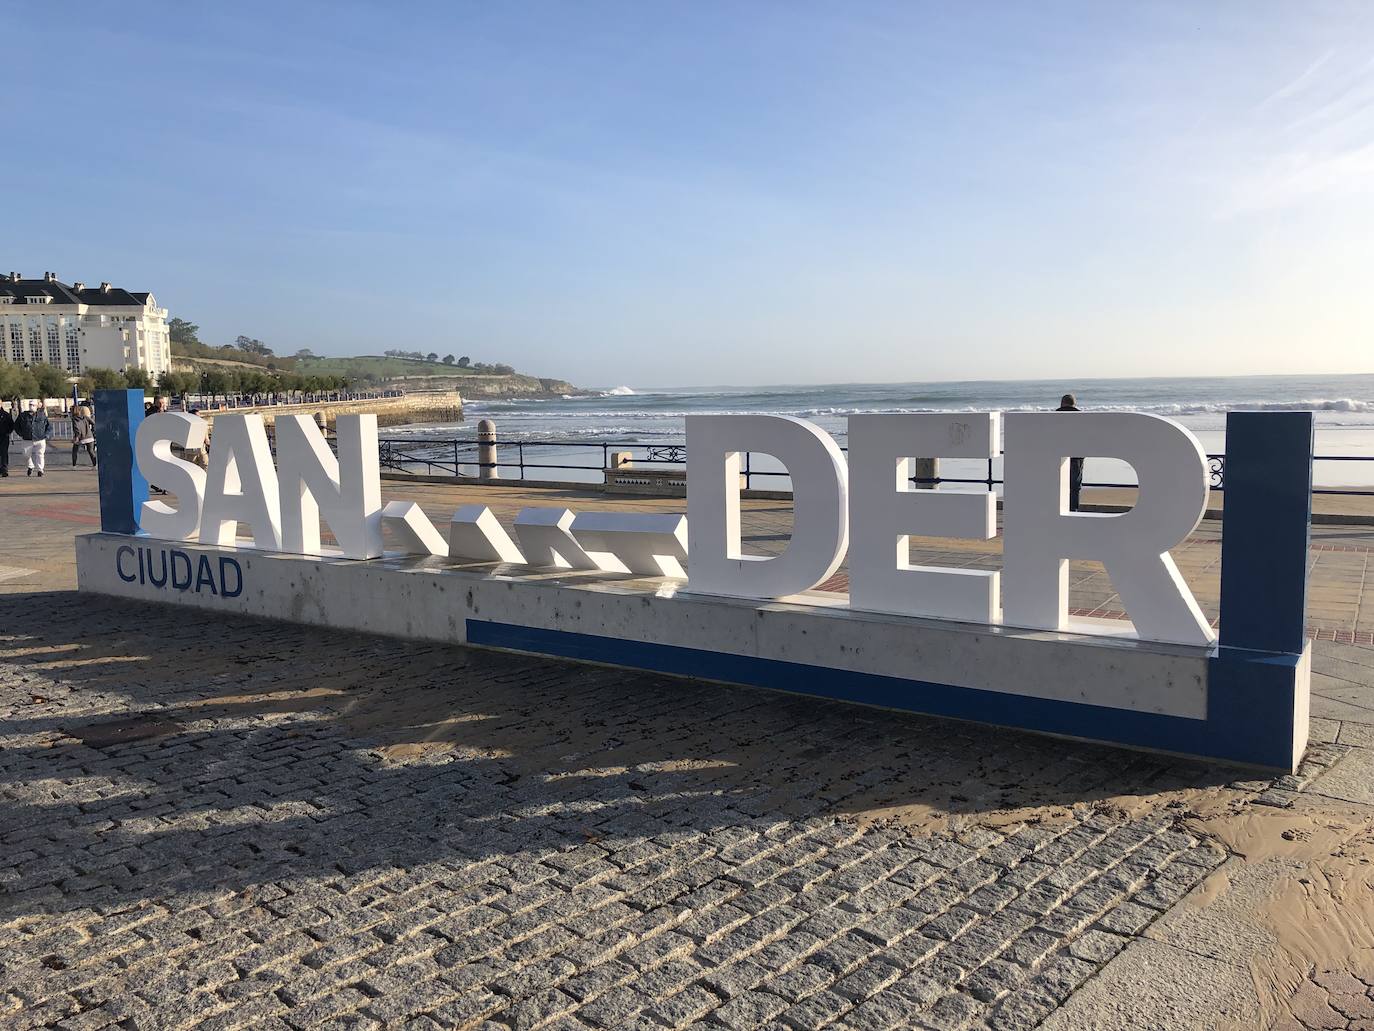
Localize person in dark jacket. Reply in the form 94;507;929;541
0;402;13;477
14;401;53;477
1056;393;1084;511
70;405;97;466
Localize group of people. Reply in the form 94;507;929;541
0;400;98;479
0;394;212;489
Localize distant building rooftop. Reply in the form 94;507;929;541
0;272;150;307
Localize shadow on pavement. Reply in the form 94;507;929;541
0;590;1241;920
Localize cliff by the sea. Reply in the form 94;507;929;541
382;373;591;400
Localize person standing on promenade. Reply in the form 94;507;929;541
184;408;210;470
0;401;12;478
1056;393;1084;511
15;401;52;478
70;405;97;467
145;396;173;494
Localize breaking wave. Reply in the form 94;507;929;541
464;397;1374;421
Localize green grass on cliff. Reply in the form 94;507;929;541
294;355;484;379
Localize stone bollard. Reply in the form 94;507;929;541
477;419;499;480
605;450;634;485
314;411;327;434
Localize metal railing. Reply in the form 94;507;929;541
377;438;691;480
373;436;1374;497
178;389;404;412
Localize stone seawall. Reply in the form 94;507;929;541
200;390;462;430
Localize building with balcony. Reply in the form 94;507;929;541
0;272;171;378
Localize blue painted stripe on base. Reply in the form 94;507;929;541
94;389;148;536
466;619;1302;769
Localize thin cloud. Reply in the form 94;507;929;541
1221;140;1374;215
1256;49;1337;110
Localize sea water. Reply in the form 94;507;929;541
382;373;1374;489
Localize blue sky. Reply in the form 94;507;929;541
6;1;1373;386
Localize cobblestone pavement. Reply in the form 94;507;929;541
3;471;1374;1029
0;588;1362;1031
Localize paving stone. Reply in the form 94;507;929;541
506;988;580;1031
1066;929;1129;965
777;988;853;1029
427;990;508;1027
805;931;881;978
832;956;904;1003
1024;954;1099;1006
963;959;1026;1004
981;984;1060;1030
700;958;770;1000
919;906;982;942
920;990;982;1030
710;990;790;1029
644;984;721;1027
757;961;835;1003
577;985;658;1027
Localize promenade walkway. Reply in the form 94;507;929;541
2;466;1373;1030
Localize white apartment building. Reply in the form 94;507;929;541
0;272;171;378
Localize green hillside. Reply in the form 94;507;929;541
295;355;486;379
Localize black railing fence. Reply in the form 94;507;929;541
368;435;1374;498
178;389;404;411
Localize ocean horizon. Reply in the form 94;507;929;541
386;372;1374;488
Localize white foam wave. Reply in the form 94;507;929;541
474;397;1374;421
603;385;636;396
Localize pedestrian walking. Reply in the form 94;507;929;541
1056;393;1084;512
70;405;98;467
15;401;53;477
146;396;174;494
0;401;13;478
184;408;210;470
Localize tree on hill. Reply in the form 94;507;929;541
457;356;470;368
295;348;315;359
467;361;515;375
235;335;274;357
426;352;439;363
442;354;455;365
168;317;200;346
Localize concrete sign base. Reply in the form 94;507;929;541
75;532;1309;771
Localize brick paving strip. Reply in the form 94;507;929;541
2;472;1374;1029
